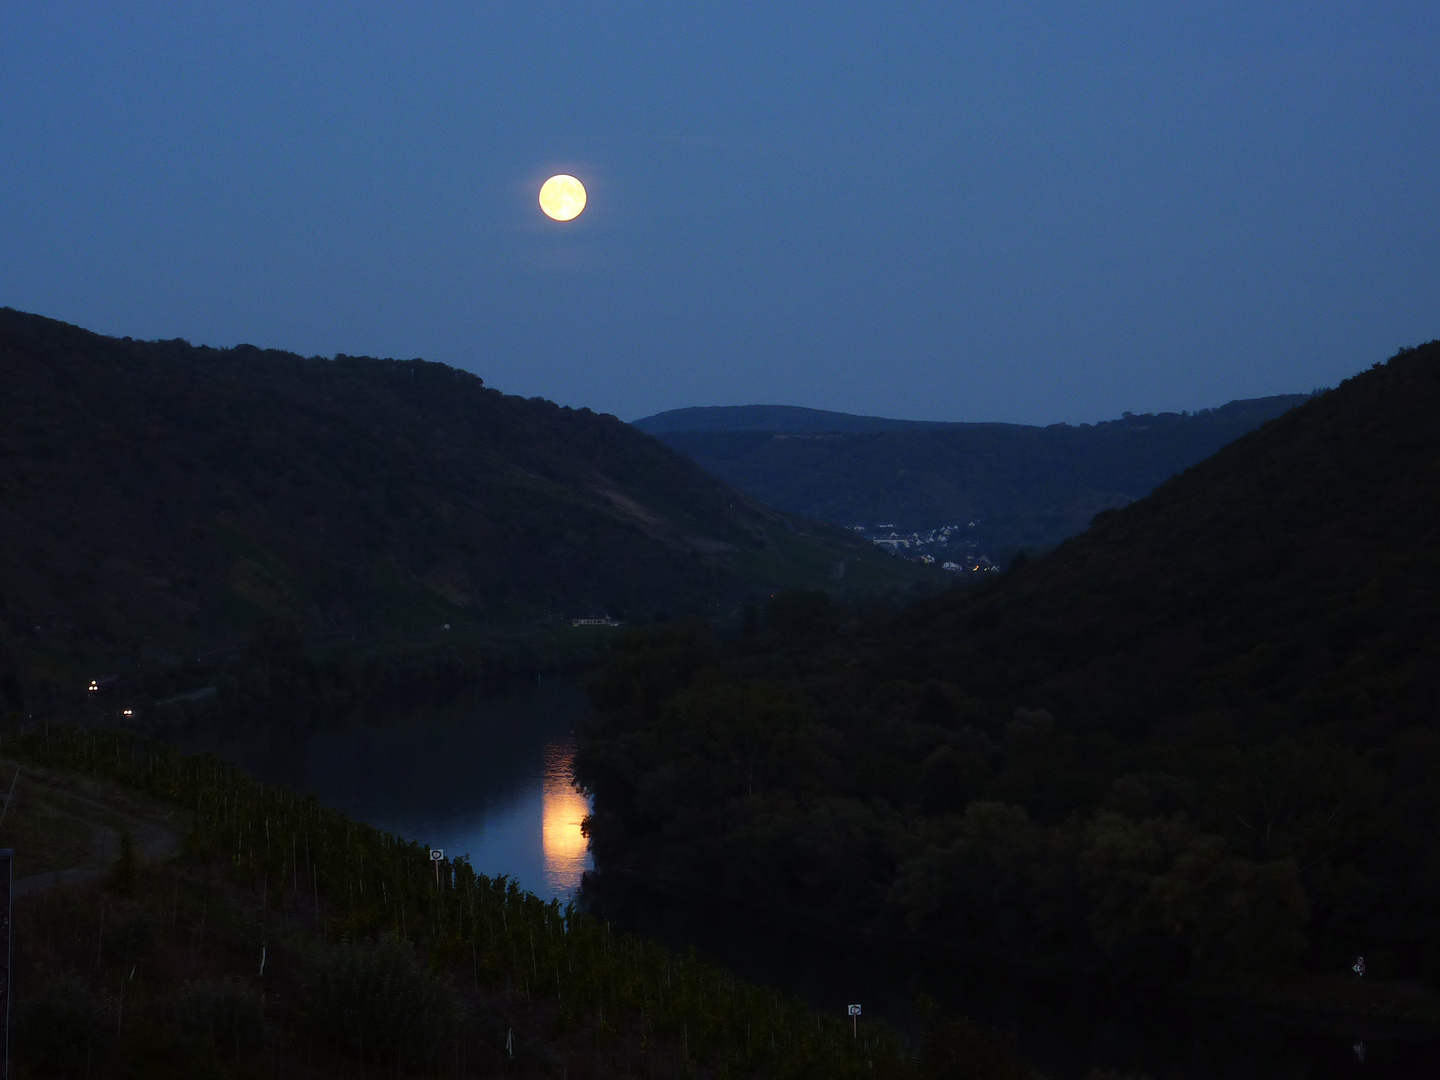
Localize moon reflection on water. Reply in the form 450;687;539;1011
174;682;594;903
542;740;590;896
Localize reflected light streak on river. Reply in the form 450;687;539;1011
173;681;593;903
542;741;589;896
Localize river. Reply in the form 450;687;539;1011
170;679;1433;1077
174;678;591;903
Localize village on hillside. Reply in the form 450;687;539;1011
853;522;1000;573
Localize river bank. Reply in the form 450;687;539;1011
168;678;595;903
0;723;1028;1079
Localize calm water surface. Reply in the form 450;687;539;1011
176;679;591;902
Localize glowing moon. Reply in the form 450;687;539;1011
538;174;587;221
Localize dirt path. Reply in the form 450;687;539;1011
0;758;186;897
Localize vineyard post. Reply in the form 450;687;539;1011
0;848;12;1080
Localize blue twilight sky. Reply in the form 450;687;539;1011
1;4;1436;424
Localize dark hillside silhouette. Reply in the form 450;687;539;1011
901;348;1439;735
0;308;917;701
581;342;1440;1006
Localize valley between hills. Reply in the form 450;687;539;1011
3;308;1439;1076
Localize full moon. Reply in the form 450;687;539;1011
538;174;586;221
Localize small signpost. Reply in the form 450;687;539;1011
1353;955;1366;977
430;848;443;890
847;1003;861;1038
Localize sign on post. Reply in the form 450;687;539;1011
847;1003;861;1038
430;848;443;889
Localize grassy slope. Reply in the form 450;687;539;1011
0;760;182;882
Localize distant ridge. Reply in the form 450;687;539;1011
633;404;981;435
634;394;1313;552
632;398;1306;436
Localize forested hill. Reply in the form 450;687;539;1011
635;394;1309;552
579;342;1440;1002
0;308;914;703
895;347;1438;735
